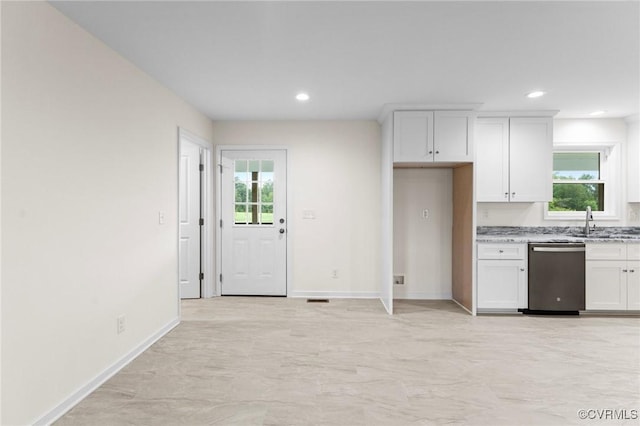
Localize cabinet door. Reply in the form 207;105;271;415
393;111;434;162
509;117;553;202
586;243;627;260
586;261;627;310
627;261;640;310
434;111;473;162
475;118;509;202
477;260;525;309
477;243;526;260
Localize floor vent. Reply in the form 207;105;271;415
307;299;330;303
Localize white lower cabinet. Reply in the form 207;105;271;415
586;243;640;311
627;261;640;310
585;261;628;310
477;243;527;310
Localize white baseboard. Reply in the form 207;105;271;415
33;317;180;426
393;292;452;300
288;290;380;299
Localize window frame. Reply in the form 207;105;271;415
544;142;620;221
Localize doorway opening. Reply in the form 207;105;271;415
178;128;213;299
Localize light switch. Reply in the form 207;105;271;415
303;210;316;220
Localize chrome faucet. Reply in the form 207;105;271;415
584;206;594;236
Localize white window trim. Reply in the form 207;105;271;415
544;142;621;221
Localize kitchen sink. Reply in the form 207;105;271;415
568;233;610;238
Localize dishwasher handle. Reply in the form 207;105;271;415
531;246;585;253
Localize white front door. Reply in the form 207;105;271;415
179;139;202;299
220;150;287;295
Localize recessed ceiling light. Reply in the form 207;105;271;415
589;110;606;116
295;92;310;102
526;91;546;98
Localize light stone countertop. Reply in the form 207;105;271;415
476;226;640;244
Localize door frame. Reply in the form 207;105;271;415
215;145;292;297
178;128;215;301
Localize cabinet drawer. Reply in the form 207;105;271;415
586;243;627;260
477;243;526;260
628;244;640;261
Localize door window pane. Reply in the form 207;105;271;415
235;204;247;224
248;160;260;173
261;204;274;224
233;159;276;225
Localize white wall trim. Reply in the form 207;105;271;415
475;110;560;118
178;128;215;299
393;291;453;300
289;291;380;299
377;103;483;123
33;317;180;426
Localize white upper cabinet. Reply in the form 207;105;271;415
393;110;473;163
433;111;474;162
509;117;553;202
475;118;509;201
393;111;434;162
476;116;553;202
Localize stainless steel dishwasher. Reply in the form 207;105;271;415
527;243;585;313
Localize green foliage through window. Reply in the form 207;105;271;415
549;152;604;212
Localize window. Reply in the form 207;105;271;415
550;152;604;211
234;159;274;225
545;144;619;220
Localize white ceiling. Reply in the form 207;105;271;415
50;1;639;121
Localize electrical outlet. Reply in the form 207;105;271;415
629;207;639;222
117;315;125;334
158;211;165;225
394;275;405;285
332;269;338;279
482;209;489;219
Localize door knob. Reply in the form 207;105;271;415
279;228;285;234
279;218;285;224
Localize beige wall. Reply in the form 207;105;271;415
393;168;452;299
212;121;381;296
1;2;214;424
477;118;635;227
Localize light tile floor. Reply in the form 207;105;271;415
57;298;640;425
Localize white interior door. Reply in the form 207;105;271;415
220;150;287;295
179;139;202;299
